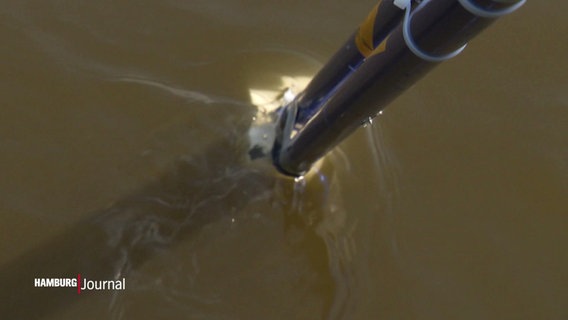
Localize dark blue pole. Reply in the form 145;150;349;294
272;0;525;176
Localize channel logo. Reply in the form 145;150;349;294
34;275;125;294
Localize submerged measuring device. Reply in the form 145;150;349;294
248;0;526;176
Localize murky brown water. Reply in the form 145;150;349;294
1;1;566;319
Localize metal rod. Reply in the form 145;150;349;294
272;0;525;176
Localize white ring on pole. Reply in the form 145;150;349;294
401;0;467;62
458;0;526;19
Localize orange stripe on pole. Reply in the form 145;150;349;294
355;1;381;57
370;34;390;57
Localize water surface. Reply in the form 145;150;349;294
0;1;566;319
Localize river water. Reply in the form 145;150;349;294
0;1;566;319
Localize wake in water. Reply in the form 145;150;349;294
110;77;253;108
1;2;398;317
